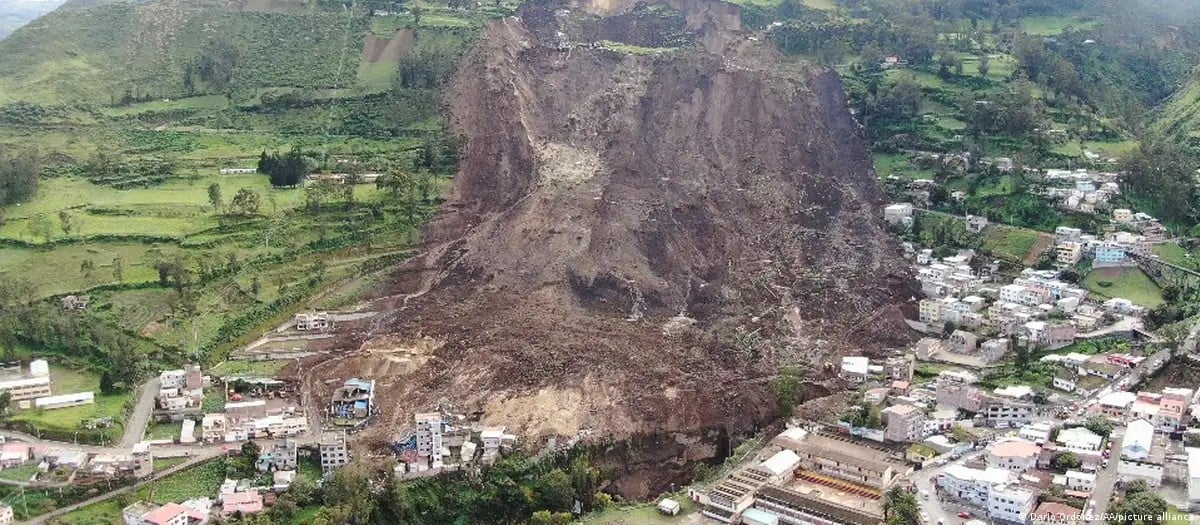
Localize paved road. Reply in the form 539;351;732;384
120;377;160;449
1085;425;1124;525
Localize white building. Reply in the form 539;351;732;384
1122;419;1155;461
884;203;915;226
1018;422;1053;445
1055;427;1104;452
319;433;349;472
415;412;445;469
34;391;94;410
985;439;1041;472
937;465;1037;524
840;356;870;383
1064;470;1096;492
1187;448;1200;511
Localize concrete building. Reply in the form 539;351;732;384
771;430;911;489
983;400;1034;429
1064;470;1096;492
1032;502;1081;525
980;339;1009;364
1055;242;1083;265
882;405;925;443
0;376;51;402
294;312;332;331
985;439;1041;472
0;505;11;525
1122;419;1155;461
937;465;1037;524
949;330;978;354
839;357;870;383
1055;427;1104;452
319;433;349;472
415;412;445;469
936;370;985;413
1187;448;1200;511
1095;243;1127;265
329;378;375;420
1018;422;1053;445
884;203;914;226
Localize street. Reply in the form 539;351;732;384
1085;426;1125;525
120;377;161;449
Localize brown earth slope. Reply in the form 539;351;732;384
311;0;915;497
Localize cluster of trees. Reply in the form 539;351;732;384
224;454;609;525
1119;137;1200;227
1106;479;1169;524
258;148;311;188
0;279;144;395
0;147;40;210
396;33;469;89
187;38;240;95
882;486;921;525
963;78;1044;138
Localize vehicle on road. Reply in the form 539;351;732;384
958;511;972;519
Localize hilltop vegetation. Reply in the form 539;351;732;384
0;0;508;445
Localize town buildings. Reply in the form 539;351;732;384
937;465;1037;524
329;378;375;421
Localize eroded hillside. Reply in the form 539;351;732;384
307;0;916;496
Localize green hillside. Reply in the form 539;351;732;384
0;0;511;449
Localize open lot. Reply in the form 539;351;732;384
1083;267;1165;307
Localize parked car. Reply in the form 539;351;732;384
958;512;972;519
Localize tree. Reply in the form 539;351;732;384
533;469;574;513
0;147;41;206
322;463;375;524
978;54;991;78
250;276;261;298
58;210;74;237
1051;451;1081;471
0;391;11;416
377;169;410;200
1083;416;1114;438
883;486;920;525
770;366;805;418
228;188;261;216
26;213;54;242
207;183;223;211
112;256;124;283
1125;479;1151;495
99;370;116;395
241;440;261;465
1120;137;1200;227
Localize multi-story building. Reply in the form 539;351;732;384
949;330;977;354
1032;502;1081;525
1158;388;1193;430
884;203;914;226
919;299;944;325
1056;242;1083;265
1095;243;1127;265
0;376;51;402
1064;470;1096;492
983;400;1034;429
882;405;925;443
772;430;911;490
319;433;349;472
980;339;1010;363
415;412;445;469
936;371;986;413
937;465;1037;524
985;439;1041;472
1055;226;1083;243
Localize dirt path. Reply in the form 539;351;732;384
1023;232;1055;266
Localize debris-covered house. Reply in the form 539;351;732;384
329;378;375;421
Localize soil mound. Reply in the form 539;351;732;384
314;0;916;496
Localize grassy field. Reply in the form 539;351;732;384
9;364;131;437
873;152;935;179
152;457;188;471
144;421;179;441
55;459;230;525
1154;243;1200;270
1019;15;1098;36
1083;267;1165;307
579;502;697;524
981;225;1040;263
0;464;39;483
211;360;288;377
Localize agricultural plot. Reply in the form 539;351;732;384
980;225;1040;263
1083;267;1165;307
56;459;231;525
8;364;131;438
